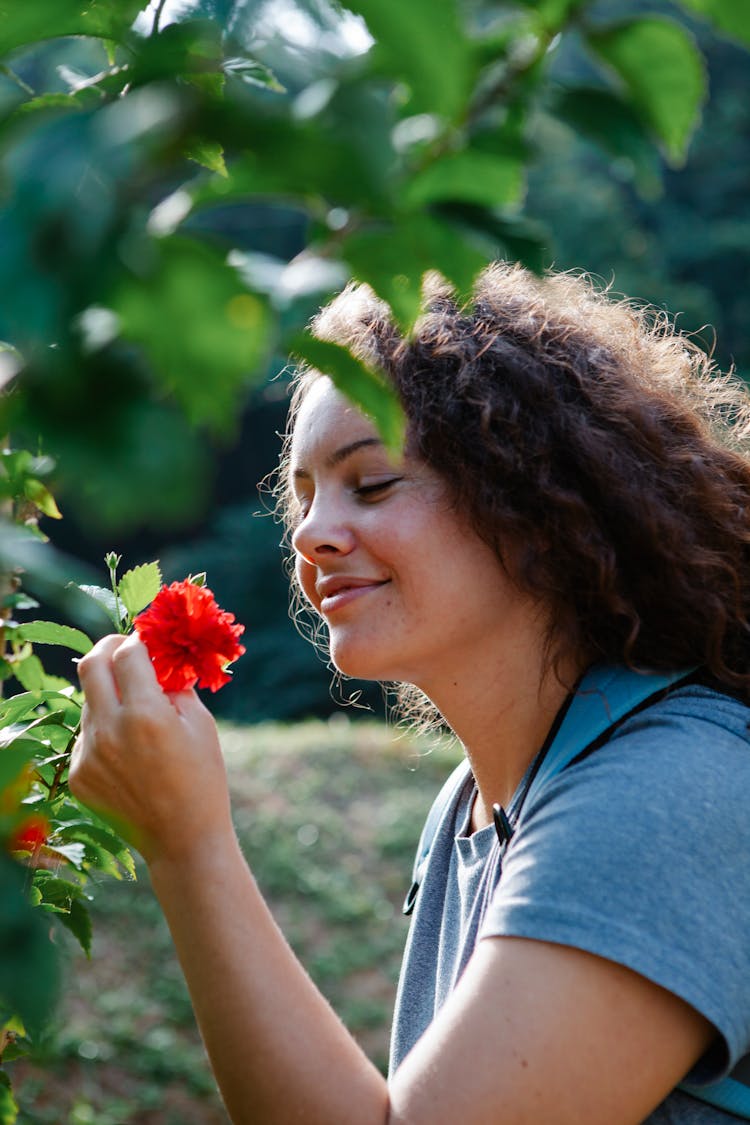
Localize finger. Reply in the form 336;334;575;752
77;634;129;714
110;632;163;705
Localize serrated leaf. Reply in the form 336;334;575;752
186;138;227;177
21;479;61;520
289;336;405;456
74;584;124;628
586;17;706;165
15;622;92;655
117;562;162;617
12;656;46;693
57;821;136;879
55;897;92;958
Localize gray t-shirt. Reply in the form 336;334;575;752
390;684;750;1122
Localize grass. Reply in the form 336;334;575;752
8;716;461;1124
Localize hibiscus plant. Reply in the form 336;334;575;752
0;454;244;1122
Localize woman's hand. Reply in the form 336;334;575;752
69;632;235;865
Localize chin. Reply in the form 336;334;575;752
328;639;401;684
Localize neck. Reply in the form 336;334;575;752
418;621;582;833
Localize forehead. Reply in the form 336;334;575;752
290;377;382;468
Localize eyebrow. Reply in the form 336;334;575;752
292;437;383;480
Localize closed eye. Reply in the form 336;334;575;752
355;478;402;500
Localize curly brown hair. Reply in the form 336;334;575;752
279;261;750;702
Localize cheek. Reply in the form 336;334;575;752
295;555;320;611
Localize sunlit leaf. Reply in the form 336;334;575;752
14;622;92;655
586;17;706;165
0;690;77;727
289;336;405;455
117;562;162;617
677;0;750;46
11;655;46;693
22;480;62;521
404;149;525;210
223;56;285;93
0;0;143;55
186;138;227;177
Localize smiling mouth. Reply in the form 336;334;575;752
319;579;389;611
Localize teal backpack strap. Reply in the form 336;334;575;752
402;759;471;915
680;1074;750;1118
523;663;696;811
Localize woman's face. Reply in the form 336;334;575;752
289;377;531;689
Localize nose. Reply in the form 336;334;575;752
291;496;356;562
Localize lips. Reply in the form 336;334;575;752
316;574;389;612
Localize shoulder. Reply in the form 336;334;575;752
543;680;750;817
483;682;750;1081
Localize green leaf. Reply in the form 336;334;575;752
343;212;488;328
677;0;750;46
55;897;92;958
15;622;92;656
117;562;162;618
433;204;549;274
57;821;136;879
0;0;144;55
404;149;525;210
223;56;285;93
15;88;103;120
345;0;472;119
0;851;59;1033
0;1070;18;1125
586;17;707;165
0;690;77;727
112;237;273;430
0;745;37;794
22;479;62;520
74;585;124;629
12;656;46;694
289;336;405;455
185;138;227;177
127;19;224;86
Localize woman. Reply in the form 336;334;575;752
70;263;750;1123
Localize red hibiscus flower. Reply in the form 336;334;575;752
134;580;246;693
9;813;50;854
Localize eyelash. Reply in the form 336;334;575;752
293;477;402;524
354;478;402;499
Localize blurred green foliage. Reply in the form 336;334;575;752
0;0;745;723
1;0;747;531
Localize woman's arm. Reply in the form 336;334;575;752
69;635;713;1125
